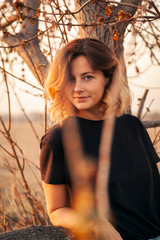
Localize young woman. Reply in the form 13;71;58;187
40;38;160;240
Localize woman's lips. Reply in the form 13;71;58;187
74;96;89;102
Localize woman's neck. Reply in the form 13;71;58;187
77;110;105;121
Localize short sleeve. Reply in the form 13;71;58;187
40;127;67;184
126;114;160;164
136;117;159;164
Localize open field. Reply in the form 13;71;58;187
0;117;48;230
0;119;44;186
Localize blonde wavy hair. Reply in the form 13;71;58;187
45;38;130;125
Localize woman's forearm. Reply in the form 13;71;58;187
49;207;123;239
49;207;84;230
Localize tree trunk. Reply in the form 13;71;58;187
74;0;142;58
74;0;114;50
3;0;48;85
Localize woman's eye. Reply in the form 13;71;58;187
69;77;75;82
85;75;93;80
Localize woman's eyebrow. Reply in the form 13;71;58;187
81;71;94;76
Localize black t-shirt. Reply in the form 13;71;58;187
40;114;160;240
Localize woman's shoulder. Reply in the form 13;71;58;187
116;114;145;134
40;124;62;149
117;114;142;126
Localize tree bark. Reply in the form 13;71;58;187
74;0;115;49
3;0;48;86
74;0;142;58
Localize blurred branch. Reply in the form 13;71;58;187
143;120;160;129
96;60;120;220
62;117;96;239
137;89;149;119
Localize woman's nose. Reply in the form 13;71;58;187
74;79;83;92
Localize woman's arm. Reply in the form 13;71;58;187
42;181;123;239
42;181;84;229
92;218;123;240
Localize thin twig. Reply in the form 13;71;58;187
0;66;43;91
137;89;149;119
153;130;160;145
142;98;154;119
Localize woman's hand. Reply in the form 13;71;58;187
42;182;123;239
91;218;123;240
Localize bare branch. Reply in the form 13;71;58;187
149;1;160;15
0;144;15;158
0;15;17;30
143;120;160;129
0;66;43;91
138;31;160;65
137;89;149;119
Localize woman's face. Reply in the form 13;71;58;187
65;55;108;119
